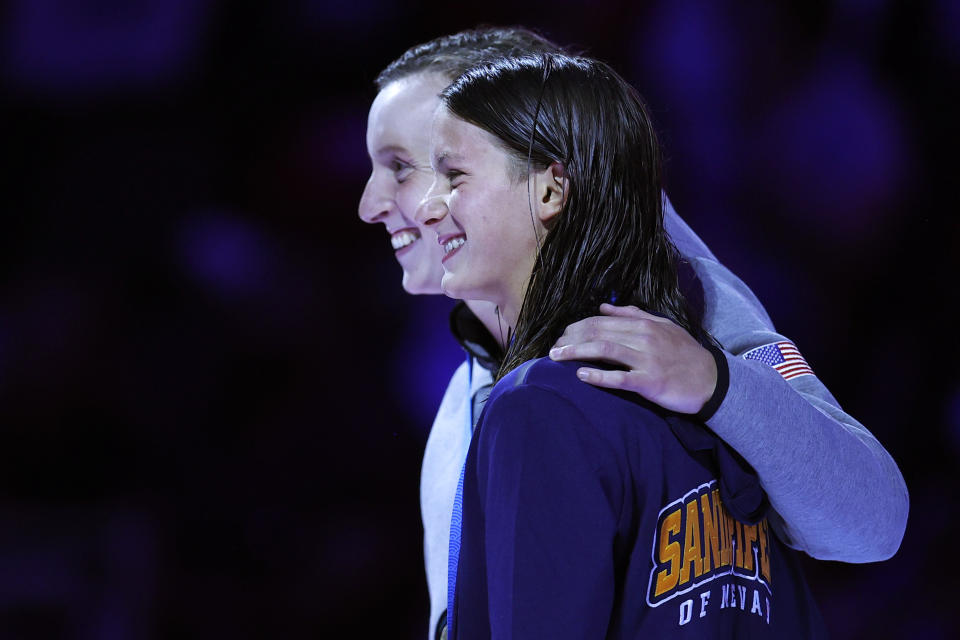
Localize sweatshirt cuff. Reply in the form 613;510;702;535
692;343;729;422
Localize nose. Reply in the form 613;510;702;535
416;196;447;228
358;174;389;224
415;181;448;228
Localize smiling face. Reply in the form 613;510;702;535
358;72;449;294
417;107;552;324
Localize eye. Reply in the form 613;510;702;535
445;169;465;187
390;159;414;183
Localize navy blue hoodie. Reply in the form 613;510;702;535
450;357;826;639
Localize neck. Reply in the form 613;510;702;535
464;299;513;350
464;265;531;350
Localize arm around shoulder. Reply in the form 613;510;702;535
671;244;908;562
707;350;908;562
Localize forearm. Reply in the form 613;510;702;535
707;352;908;562
687;250;908;561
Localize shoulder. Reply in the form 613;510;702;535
478;359;629;484
489;357;601;418
423;360;473;475
484;358;582;423
663;193;718;262
498;356;580;393
424;359;476;479
499;357;667;415
484;357;667;444
444;358;471;391
430;359;471;426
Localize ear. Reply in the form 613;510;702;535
532;161;569;227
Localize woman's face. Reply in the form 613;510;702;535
417;107;548;321
358;72;449;295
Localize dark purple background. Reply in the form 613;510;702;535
1;0;957;637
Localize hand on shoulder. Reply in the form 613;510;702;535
549;303;718;415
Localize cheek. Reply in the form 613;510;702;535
486;195;539;256
420;235;445;267
470;195;514;242
396;176;433;220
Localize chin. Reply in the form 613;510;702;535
440;275;473;302
402;274;443;296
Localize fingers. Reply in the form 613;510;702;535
573;367;632;390
577;367;641;393
550;305;717;413
549;341;642;368
554;329;646;350
554;316;655;348
598;303;672;323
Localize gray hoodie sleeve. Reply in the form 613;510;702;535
664;196;908;562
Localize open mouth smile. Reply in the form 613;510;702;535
391;228;420;252
439;234;466;262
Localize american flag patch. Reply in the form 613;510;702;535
742;341;814;381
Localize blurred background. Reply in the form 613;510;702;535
1;0;957;637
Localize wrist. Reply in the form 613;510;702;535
692;343;729;422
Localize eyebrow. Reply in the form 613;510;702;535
434;151;463;167
374;144;409;157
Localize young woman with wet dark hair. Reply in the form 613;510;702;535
419;53;827;638
441;54;698;380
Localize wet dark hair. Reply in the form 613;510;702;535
441;54;700;381
375;26;565;89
